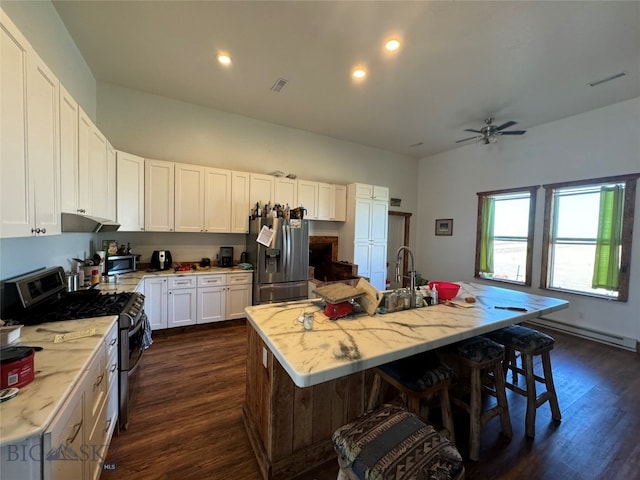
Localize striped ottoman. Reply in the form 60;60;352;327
332;403;464;480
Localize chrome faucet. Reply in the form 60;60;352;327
395;246;416;308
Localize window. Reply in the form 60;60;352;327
541;174;638;302
475;186;538;285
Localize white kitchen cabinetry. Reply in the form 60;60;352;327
145;276;168;330
116;151;145;231
205;167;232;233
250;173;274;207
59;84;79;214
333;184;346;221
274;177;297;209
144;159;175;232
78;107;109;218
297;179;318;219
197;274;226;324
1;12;61;238
42;322;118;480
225;272;253;319
175;163;205;232
340;183;389;290
231;171;250;233
168;275;197;328
105;142;116;221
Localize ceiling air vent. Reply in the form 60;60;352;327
271;78;289;93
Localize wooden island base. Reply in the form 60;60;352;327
242;324;371;479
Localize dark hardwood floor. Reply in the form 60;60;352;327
101;320;640;480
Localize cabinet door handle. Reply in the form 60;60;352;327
40;228;46;234
110;363;117;373
109;337;117;346
67;420;83;445
94;373;104;388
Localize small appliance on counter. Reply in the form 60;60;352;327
219;246;233;267
106;254;141;275
151;250;172;270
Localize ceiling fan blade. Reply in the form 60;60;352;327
495;121;517;131
498;130;526;135
455;135;479;143
464;129;483;133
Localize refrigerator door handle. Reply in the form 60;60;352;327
282;223;289;276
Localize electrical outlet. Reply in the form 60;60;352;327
262;347;268;368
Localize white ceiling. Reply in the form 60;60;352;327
52;1;640;159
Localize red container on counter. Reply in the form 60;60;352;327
1;346;35;389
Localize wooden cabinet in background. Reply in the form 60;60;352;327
145;276;168;330
204;167;232;233
296;179;318;219
274;177;297;208
116;150;145;231
249;173;274;207
197;274;226;324
167;275;197;328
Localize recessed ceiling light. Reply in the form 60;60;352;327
217;53;232;66
384;39;400;52
352;68;367;79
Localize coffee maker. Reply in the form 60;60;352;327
219;247;233;268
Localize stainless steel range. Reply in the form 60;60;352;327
4;266;148;431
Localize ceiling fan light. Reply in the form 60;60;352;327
488;135;498;144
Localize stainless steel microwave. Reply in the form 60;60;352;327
106;254;140;275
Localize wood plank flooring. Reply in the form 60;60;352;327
100;320;640;480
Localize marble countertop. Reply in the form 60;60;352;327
0;316;117;446
244;281;569;388
97;267;253;294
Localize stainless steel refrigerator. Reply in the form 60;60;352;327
247;217;309;304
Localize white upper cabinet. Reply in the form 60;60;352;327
78;107;109;217
231;171;250;234
297;179;318;219
317;182;333;220
204;167;232;233
249;173;274;207
59;85;78;214
274;177;297;209
106;142;116;221
145;159;175;232
116;150;145;231
174;163;205;232
334;184;346;222
1;10;61;238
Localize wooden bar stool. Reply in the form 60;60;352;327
448;336;512;461
332;403;465;480
367;351;456;444
486;324;561;438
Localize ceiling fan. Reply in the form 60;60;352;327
455;117;526;145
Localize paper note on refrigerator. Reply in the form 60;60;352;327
257;225;274;247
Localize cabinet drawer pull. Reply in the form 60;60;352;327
109;337;117;346
110;363;117;373
94;373;104;388
66;420;82;445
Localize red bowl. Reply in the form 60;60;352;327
428;281;460;301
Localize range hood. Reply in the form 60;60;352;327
61;212;120;233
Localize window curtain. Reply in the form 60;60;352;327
479;196;495;274
592;185;624;290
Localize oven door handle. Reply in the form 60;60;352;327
128;314;145;337
128;347;144;377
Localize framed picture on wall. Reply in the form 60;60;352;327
435;218;453;236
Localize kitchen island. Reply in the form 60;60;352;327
242;282;569;479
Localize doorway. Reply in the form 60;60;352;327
387;211;412;289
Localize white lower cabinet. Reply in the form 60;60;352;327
40;322;118;480
225;273;252;320
146;272;252;329
144;276;168;330
168;275;197;328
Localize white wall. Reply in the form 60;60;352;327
416;98;640;342
1;1;97;119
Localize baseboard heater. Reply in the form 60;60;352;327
528;317;638;353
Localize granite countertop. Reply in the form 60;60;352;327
244;281;569;388
0;316;118;446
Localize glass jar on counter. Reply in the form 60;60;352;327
399;288;411;310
